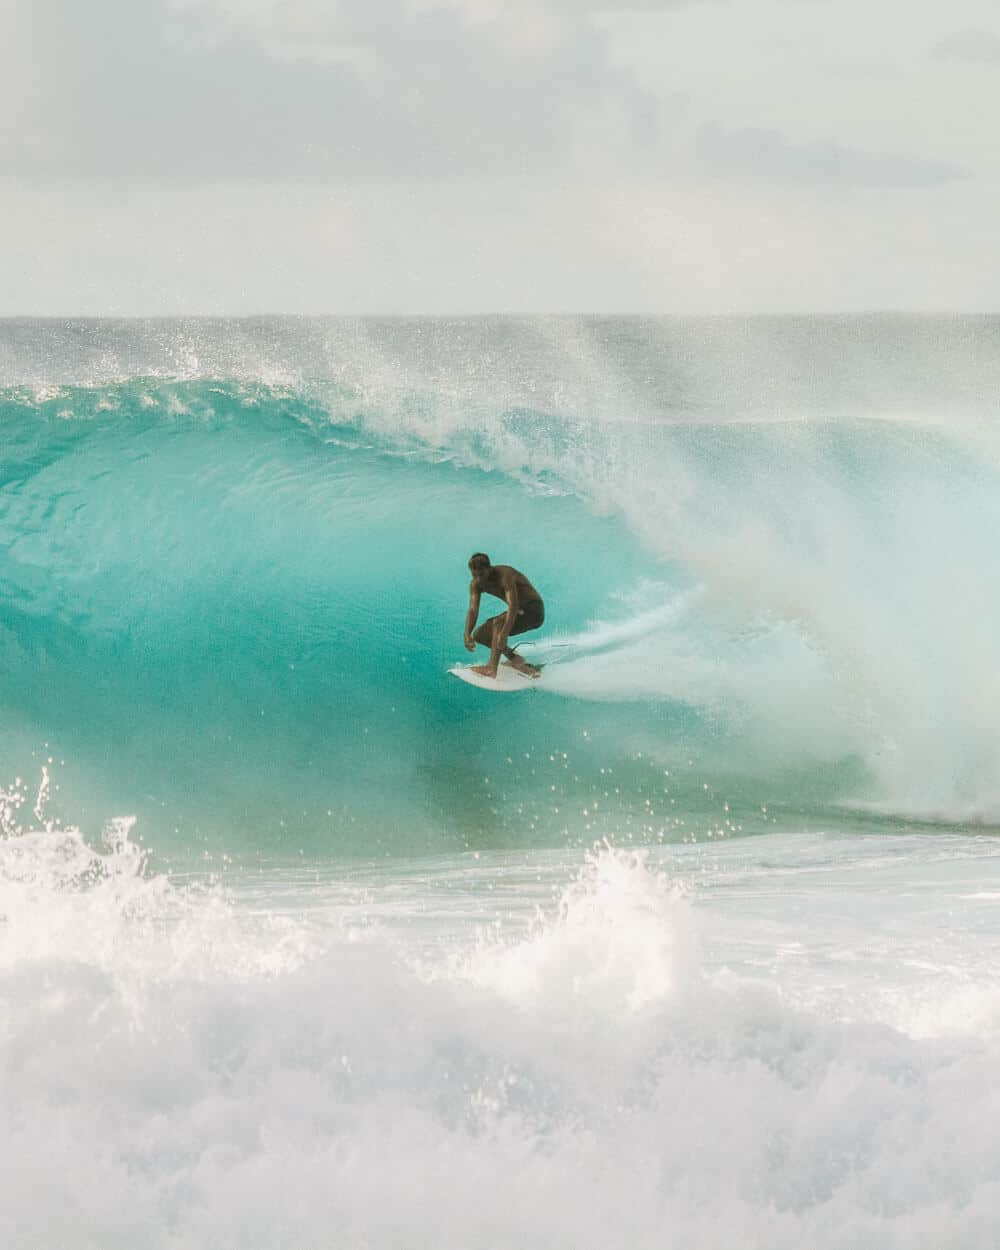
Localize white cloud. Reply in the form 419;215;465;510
1;0;997;314
3;176;998;317
0;0;668;182
604;1;1000;181
697;122;969;186
931;29;1000;65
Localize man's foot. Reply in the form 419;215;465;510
470;664;498;678
502;657;542;678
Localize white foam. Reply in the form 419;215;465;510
4;825;1000;1247
439;844;696;1011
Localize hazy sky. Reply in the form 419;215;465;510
1;0;998;314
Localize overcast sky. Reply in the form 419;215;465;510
1;0;998;314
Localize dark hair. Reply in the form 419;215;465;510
468;552;491;569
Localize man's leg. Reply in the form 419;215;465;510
499;617;541;677
502;603;543;676
469;616;538;677
471;614;542;678
470;615;505;675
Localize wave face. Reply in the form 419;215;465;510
3;316;1000;852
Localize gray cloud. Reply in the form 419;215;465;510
930;29;1000;65
500;0;709;8
0;0;667;183
696;122;969;187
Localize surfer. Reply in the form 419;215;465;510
464;553;544;679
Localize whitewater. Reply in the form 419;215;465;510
3;314;1000;1247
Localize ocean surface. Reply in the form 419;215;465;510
3;314;1000;1246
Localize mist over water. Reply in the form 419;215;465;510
4;316;1000;1247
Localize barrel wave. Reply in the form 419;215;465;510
3;317;1000;855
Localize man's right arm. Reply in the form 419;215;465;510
464;585;481;651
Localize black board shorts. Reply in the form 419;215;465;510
485;598;544;639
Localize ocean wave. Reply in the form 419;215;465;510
3;329;1000;844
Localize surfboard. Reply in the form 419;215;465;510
449;663;541;691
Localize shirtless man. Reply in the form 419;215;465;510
464;553;544;679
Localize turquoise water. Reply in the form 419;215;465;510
5;317;1000;1248
1;375;672;851
4;317;1000;854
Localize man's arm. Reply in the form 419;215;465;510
464;583;481;651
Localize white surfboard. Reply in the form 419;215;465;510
449;663;541;692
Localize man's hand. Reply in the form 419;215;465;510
464;634;475;652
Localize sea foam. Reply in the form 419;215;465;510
3;822;1000;1249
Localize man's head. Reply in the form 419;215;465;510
468;552;491;587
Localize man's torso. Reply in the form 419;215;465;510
479;565;542;605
